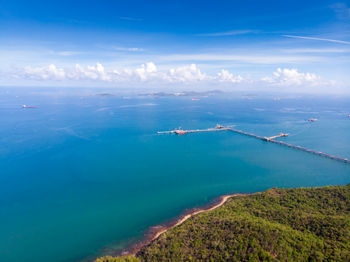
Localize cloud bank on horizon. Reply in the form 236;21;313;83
0;0;349;92
16;62;325;89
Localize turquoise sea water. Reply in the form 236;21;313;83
0;88;349;262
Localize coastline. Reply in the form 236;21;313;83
115;192;250;258
94;184;350;261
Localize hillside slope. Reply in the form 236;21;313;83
97;184;350;262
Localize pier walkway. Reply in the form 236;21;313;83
157;127;229;135
157;126;350;164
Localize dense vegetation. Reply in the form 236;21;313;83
97;184;350;261
96;256;140;262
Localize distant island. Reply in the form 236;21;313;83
138;90;223;98
95;93;115;97
97;184;350;262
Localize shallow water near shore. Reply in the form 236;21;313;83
0;88;349;262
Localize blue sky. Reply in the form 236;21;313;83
1;0;349;92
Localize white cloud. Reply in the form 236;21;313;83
114;47;144;52
262;68;321;86
69;63;111;81
331;3;350;20
19;62;210;83
158;53;320;64
168;64;208;82
282;48;349;54
19;62;225;84
18;63;335;89
23;64;66;80
197;30;256;37
134;62;158;81
217;69;243;83
56;51;81;56
21;63;112;81
283;35;350;45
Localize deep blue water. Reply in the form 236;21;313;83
0;88;349;262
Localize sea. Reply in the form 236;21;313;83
0;87;349;262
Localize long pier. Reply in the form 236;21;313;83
157;125;350;164
157;127;229;135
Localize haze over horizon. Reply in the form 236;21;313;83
1;0;350;93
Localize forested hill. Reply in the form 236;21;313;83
97;184;350;262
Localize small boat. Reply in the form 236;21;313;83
22;105;36;109
174;129;188;135
215;124;225;129
173;127;188;135
307;118;318;122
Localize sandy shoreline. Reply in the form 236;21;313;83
118;193;247;257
